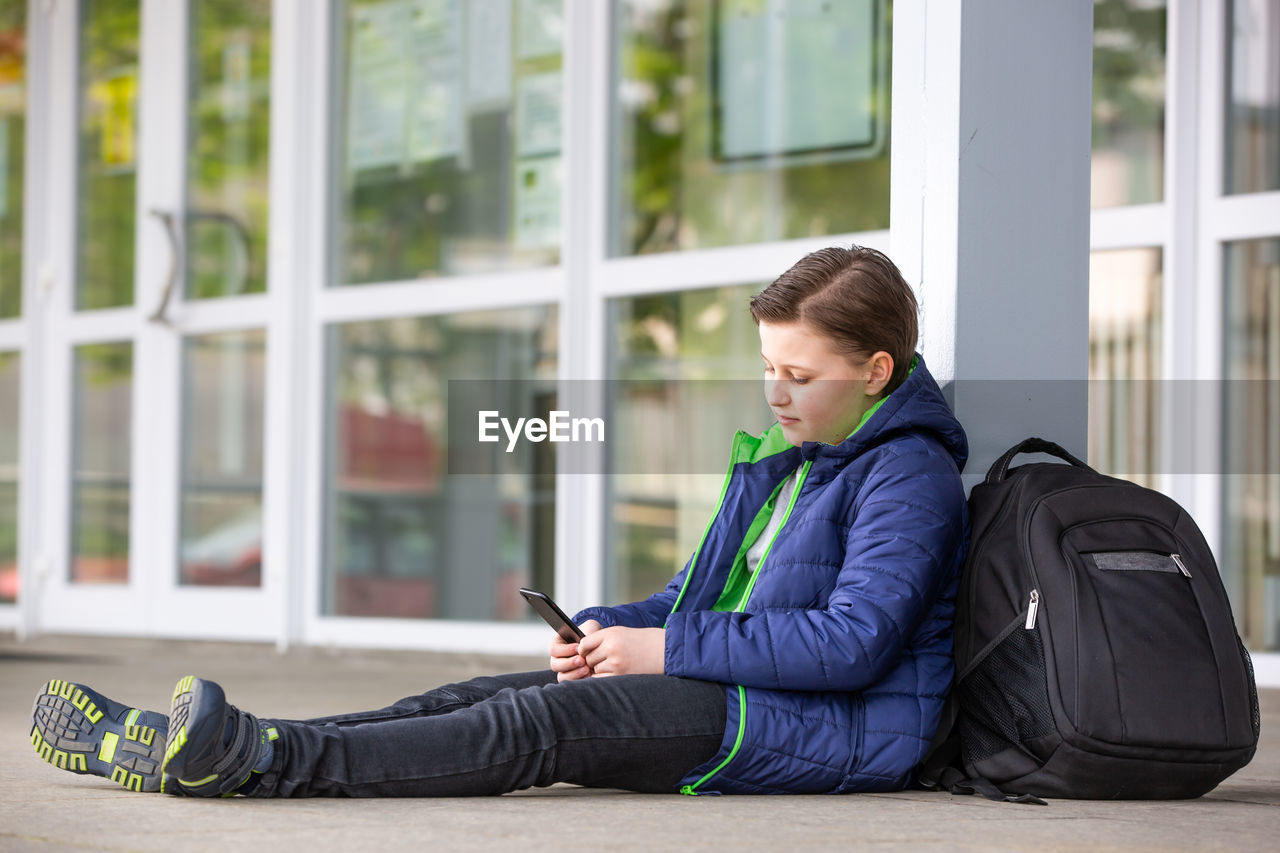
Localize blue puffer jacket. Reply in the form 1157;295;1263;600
575;355;969;794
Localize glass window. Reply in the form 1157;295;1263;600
323;307;557;620
186;1;271;299
0;351;17;603
179;330;266;587
1091;0;1166;208
77;0;140;311
334;0;562;285
0;0;25;319
605;284;768;604
1225;0;1279;195
612;0;891;257
1223;237;1280;651
1088;248;1163;487
71;342;132;584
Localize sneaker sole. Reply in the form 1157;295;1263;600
163;676;227;788
30;679;166;793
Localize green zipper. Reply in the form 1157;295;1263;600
665;432;743;626
680;458;813;796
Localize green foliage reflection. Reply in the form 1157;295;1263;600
187;0;271;299
1092;0;1166;207
615;0;893;256
77;0;139;310
0;0;25;318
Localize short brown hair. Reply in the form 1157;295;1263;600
749;245;919;395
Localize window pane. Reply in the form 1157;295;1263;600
186;1;271;299
612;0;891;257
180;330;265;587
334;0;562;285
605;285;768;605
1226;0;1280;195
71;342;132;584
323;307;557;620
1091;0;1166;208
77;0;139;311
1223;237;1280;651
0;351;18;603
0;0;25;319
1088;248;1162;486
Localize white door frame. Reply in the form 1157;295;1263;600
27;0;285;641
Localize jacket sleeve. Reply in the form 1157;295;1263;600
572;561;689;629
662;447;967;692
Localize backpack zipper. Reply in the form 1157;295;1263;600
1025;589;1040;630
1170;553;1192;578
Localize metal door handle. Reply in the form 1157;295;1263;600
147;208;253;324
147;208;181;325
186;210;252;297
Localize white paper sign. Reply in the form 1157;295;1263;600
221;36;252;122
513;156;560;248
467;0;513;108
516;0;562;60
347;1;410;171
405;0;464;164
515;71;562;157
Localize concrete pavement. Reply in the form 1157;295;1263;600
1;632;1276;852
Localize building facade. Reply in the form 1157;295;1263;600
0;0;1277;682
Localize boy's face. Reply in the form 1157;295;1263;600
758;321;889;447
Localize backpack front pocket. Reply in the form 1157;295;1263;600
1064;531;1226;750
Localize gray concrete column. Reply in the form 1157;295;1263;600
890;0;1094;487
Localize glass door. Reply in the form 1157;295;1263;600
35;0;279;640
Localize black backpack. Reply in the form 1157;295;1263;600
920;438;1260;803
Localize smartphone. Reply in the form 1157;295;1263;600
519;588;585;643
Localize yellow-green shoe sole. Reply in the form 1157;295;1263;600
30;680;166;793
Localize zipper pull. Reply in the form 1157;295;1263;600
1025;589;1040;630
680;785;698;796
1170;553;1191;578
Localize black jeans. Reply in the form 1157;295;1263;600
251;671;726;798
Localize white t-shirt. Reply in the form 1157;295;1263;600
745;468;801;574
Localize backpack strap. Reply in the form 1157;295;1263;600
917;718;1047;805
986;437;1091;486
917;684;1049;806
944;771;1049;806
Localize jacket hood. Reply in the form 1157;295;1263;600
796;353;968;473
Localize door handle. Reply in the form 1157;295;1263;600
185;210;252;297
147;208;181;326
147;208;253;324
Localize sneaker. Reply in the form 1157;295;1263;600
163;676;266;797
30;679;168;793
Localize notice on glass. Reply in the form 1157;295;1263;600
406;0;464;164
467;0;512;108
347;0;409;171
221;36;252;122
94;71;137;169
516;0;562;60
515;71;561;158
718;0;881;160
513;156;560;248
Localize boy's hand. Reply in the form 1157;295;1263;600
549;619;602;682
578;627;666;677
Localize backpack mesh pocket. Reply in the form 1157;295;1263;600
1237;634;1261;742
957;626;1055;765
